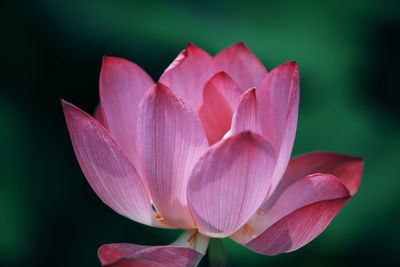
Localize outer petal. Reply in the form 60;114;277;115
273;152;363;197
160;43;223;112
215;42;268;90
198;72;242;145
245;198;349;255
98;230;209;267
257;61;300;194
232;152;363;244
98;244;203;267
231;174;350;244
187;132;276;237
231;88;262;134
61;100;164;227
137;83;209;228
100;56;154;169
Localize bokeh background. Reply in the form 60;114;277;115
1;0;399;266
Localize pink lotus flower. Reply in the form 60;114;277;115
62;42;363;266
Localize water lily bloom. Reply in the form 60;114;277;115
62;42;363;266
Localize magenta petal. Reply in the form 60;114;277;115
232;153;362;244
62;100;164;228
98;243;203;267
275;152;363;196
100;56;154;169
262;174;350;226
160;43;223;112
137;83;208;228
231;174;350;244
257;61;300;193
187;132;276;237
245;198;349;255
231;88;262;134
215;42;267;90
198;72;242;145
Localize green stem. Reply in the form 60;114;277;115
208;238;227;267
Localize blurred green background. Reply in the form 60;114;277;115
1;0;399;266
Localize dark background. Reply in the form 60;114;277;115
1;0;399;266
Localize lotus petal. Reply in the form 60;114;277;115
187;132;276;237
98;230;208;267
273;152;363;197
62;100;164;227
100;57;154;169
245;198;349;255
198;72;242;145
231;88;261;134
98;244;203;267
231;174;350;244
257;61;300;194
160;43;223;112
137;83;208;228
215;42;267;90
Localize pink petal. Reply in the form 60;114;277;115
244;198;349;255
159;43;223;112
61;100;164;228
262;174;350;226
257;61;300;194
98;243;203;267
198;72;242;145
274;152;363;197
136;83;208;229
215;42;268;90
187;132;276;237
232;152;363;244
231;88;262;134
100;56;154;170
231;174;350;244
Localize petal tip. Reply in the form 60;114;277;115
186;42;199;51
236;87;257;104
225;41;248;51
239;130;254;138
282;61;298;69
245;87;256;96
152;82;171;95
292;61;299;72
234;131;275;157
232;131;260;143
204;71;231;86
286;61;299;73
97;244;125;266
61;99;76;114
102;55;117;63
230;41;247;49
101;56;138;68
60;98;68;106
97;245;106;265
238;130;263;142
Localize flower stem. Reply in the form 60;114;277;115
208;238;227;267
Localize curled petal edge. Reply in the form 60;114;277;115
98;230;209;266
245;197;350;255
